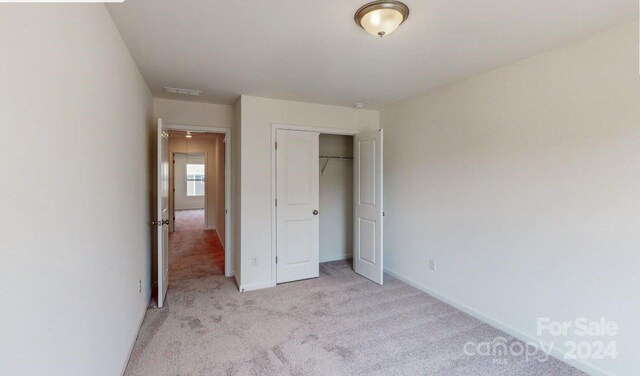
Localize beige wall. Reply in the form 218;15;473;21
237;95;379;290
154;97;234;128
0;5;153;376
319;135;353;262
380;21;639;376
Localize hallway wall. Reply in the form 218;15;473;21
213;135;226;245
0;5;153;376
154;98;234;128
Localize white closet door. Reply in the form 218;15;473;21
156;119;170;307
354;129;384;285
276;129;320;283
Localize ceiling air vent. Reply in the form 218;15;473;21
163;86;203;96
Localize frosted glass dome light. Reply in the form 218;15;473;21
355;1;409;37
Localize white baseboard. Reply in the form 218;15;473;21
210;228;231;276
212;228;224;248
384;268;615;376
120;304;148;376
238;280;276;292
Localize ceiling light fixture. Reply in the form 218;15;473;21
354;0;409;37
185;131;193;138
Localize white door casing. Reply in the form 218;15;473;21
276;129;320;283
157;119;170;307
354;129;384;285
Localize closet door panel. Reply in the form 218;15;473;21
276;129;320;283
354;129;383;285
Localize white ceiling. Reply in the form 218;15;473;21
107;0;637;107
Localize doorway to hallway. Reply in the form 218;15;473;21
168;131;226;282
154;121;233;308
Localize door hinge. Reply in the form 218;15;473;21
275;198;277;207
275;142;277;150
276;256;278;264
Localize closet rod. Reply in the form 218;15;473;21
319;155;353;160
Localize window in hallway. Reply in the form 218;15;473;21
186;163;205;197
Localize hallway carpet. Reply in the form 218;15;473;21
125;260;584;376
169;210;224;281
174;209;206;232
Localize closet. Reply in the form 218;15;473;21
274;127;384;285
319;134;354;263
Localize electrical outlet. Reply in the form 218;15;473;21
429;259;436;272
138;279;142;293
252;256;258;266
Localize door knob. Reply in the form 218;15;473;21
151;220;161;226
162;219;170;225
313;210;319;215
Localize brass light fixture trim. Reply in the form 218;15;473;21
354;0;410;37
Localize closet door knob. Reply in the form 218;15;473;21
312;210;319;215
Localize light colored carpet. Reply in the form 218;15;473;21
126;260;584;376
174;209;206;232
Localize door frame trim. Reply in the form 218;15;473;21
165;123;234;278
270;123;358;286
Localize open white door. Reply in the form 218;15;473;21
156;119;170;307
354;129;383;285
276;129;320;283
